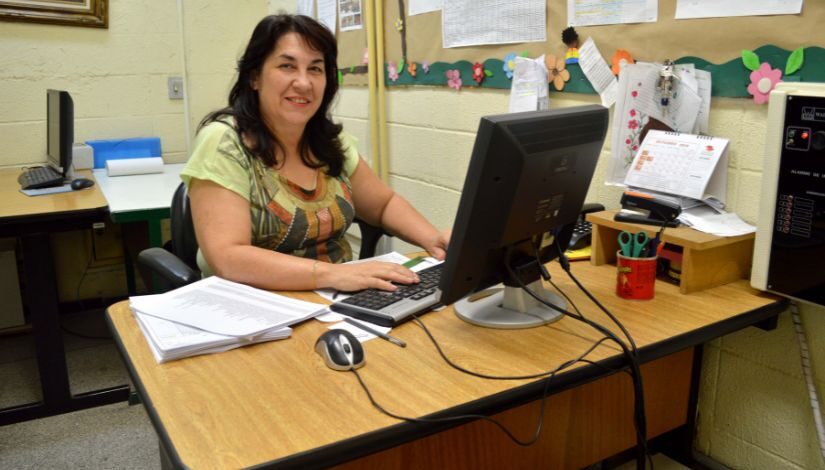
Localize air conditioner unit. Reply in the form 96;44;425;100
751;82;825;307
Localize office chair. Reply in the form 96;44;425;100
137;182;390;293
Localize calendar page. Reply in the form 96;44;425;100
623;130;729;202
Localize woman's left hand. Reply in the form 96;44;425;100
423;230;451;260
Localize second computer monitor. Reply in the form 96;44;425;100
437;105;608;329
46;89;74;177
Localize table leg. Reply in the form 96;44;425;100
0;232;129;426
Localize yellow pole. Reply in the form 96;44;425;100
375;0;389;183
364;0;380;174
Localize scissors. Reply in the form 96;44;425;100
618;230;649;258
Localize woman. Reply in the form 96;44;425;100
181;14;449;293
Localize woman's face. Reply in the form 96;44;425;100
253;32;326;135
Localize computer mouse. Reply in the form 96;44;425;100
314;329;365;371
70;178;95;190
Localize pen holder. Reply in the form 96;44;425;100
616;251;657;300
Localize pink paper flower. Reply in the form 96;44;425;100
446;69;462;90
361;48;369;65
422;61;430;73
747;62;782;104
388;61;399;82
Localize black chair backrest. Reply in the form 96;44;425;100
170;182;199;271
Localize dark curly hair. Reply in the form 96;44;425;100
561;27;579;47
199;14;346;176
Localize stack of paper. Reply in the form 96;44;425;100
677;206;757;237
130;276;328;363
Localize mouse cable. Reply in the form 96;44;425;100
412;315;611;381
350;329;619;448
516;252;651;470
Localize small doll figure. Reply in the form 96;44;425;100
562;27;580;65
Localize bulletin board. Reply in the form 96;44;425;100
336;0;825;97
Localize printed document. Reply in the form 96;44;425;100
568;0;657;26
130;276;326;337
442;0;546;48
578;38;618;108
675;0;803;19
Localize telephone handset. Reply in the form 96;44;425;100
568;202;606;250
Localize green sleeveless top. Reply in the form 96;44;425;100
181;120;360;277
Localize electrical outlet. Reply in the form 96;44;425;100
167;76;184;100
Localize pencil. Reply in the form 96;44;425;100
343;317;406;348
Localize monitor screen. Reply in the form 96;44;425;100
46;89;74;176
437;105;608;328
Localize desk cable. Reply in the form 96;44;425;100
351;330;620;447
520;242;650;470
791;301;825;463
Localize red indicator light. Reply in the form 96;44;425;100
802;132;809;139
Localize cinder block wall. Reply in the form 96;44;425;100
335;85;825;469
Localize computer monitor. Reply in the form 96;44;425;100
437;105;608;329
46;89;74;177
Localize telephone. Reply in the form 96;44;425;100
568;202;606;251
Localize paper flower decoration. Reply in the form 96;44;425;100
361;48;369;65
394;18;404;32
446;69;462;90
544;55;570;91
408;61;417;78
472;62;484;85
503;53;516;79
747;62;782;104
422;61;430;73
388;61;399;82
611;50;634;76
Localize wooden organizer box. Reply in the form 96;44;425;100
586;210;755;294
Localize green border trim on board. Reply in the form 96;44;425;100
366;45;825;97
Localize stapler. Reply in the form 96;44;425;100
614;190;681;227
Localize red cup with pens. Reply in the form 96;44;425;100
616;229;662;300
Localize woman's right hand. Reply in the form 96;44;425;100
318;261;419;292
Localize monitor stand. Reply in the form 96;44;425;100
454;280;566;329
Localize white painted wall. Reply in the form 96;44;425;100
0;1;188;167
335;82;825;469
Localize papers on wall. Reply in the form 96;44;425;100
675;0;803;19
409;0;441;16
442;0;546;48
624;130;729;204
606;62;710;185
297;0;314;16
568;0;658;26
509;55;550;113
317;0;337;32
338;0;363;31
577;38;618;108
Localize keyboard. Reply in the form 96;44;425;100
18;166;64;190
330;263;443;327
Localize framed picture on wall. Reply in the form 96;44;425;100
0;0;108;28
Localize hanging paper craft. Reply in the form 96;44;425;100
741;49;784;104
409;62;418;77
446;70;462;90
503;53;517;79
388;61;399;82
562;27;580;64
612;50;634;76
472;62;485;85
544;55;570;91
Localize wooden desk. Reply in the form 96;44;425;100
107;261;785;468
0;167;130;425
